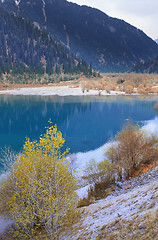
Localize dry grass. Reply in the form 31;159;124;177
78;179;115;208
96;208;158;240
77;197;95;208
62;177;158;240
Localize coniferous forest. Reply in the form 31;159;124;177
0;0;158;74
0;7;94;77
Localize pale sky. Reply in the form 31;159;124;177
67;0;158;40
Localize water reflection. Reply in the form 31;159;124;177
0;95;158;155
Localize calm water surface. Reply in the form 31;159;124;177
0;95;158;161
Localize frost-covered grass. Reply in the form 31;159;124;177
142;117;158;136
61;179;158;240
97;208;158;240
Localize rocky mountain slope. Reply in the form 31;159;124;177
130;56;158;73
0;6;92;76
1;0;158;72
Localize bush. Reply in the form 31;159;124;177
84;159;113;183
78;159;114;207
137;88;147;94
125;85;134;94
0;147;19;216
84;158;98;179
107;121;158;179
87;179;114;201
0;124;78;239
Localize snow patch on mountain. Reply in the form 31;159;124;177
15;0;21;6
42;0;45;8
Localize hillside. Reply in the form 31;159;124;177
0;166;157;239
0;6;92;76
1;0;158;72
60;166;158;240
130;56;158;73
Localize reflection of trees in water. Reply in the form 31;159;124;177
153;109;158;115
0;95;157;154
0;95;91;137
0;95;157;136
153;102;158;115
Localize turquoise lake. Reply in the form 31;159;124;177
0;94;158;169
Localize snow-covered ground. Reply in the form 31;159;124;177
142;117;158;136
66;117;158;239
61;178;158;239
0;86;125;96
0;218;13;235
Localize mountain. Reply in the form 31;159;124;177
130;56;158;73
0;6;92;76
1;0;158;72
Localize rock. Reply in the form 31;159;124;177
116;182;123;188
117;213;122;218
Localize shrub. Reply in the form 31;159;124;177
0;124;78;239
137;88;147;94
107;121;158;179
125;85;134;94
97;159;113;180
0;147;19;216
87;179;114;201
78;159;114;206
84;159;113;183
84;158;98;179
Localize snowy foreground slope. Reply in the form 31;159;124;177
0;168;157;239
61;167;158;240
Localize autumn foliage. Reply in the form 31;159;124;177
107;122;158;179
0;124;78;239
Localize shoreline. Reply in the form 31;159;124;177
0;85;126;96
0;84;157;97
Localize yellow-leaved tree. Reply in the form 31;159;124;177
3;124;78;239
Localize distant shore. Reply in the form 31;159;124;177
0;84;126;96
1;72;158;96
